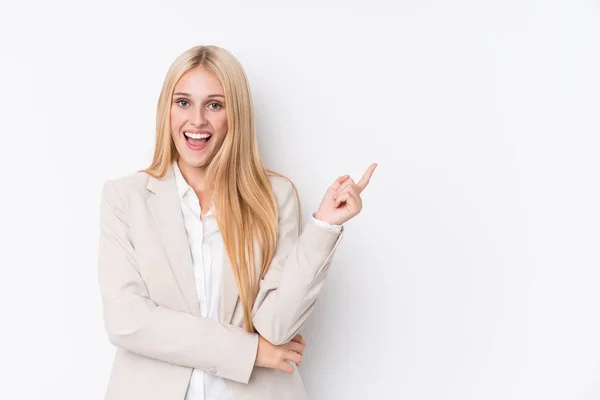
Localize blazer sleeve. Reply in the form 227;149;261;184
251;179;344;345
98;180;259;384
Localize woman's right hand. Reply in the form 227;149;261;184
255;334;306;373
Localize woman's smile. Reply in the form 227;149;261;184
183;130;212;151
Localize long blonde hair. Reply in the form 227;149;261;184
142;45;301;332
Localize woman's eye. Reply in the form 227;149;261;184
175;99;222;110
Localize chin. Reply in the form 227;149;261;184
174;135;222;169
179;155;209;169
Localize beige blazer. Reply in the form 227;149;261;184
97;164;344;400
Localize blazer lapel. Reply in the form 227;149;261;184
147;164;202;317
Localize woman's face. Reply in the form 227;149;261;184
170;66;228;169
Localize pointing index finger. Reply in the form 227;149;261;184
357;163;377;192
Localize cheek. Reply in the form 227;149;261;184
170;108;183;131
218;113;228;133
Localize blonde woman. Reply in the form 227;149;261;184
98;45;377;400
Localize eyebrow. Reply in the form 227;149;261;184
173;92;225;98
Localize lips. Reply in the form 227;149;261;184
183;131;211;151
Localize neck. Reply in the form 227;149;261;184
177;159;209;194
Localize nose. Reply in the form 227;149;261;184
190;106;208;127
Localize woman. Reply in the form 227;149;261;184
98;45;377;400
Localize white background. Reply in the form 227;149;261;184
1;1;599;399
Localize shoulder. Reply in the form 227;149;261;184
267;172;299;204
101;170;151;203
268;173;294;193
112;170;150;192
266;172;302;229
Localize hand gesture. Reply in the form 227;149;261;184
314;163;377;226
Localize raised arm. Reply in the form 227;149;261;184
251;178;344;345
252;163;377;345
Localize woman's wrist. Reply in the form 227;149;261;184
312;212;342;232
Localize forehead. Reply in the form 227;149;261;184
174;66;224;96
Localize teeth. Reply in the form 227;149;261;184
184;131;211;139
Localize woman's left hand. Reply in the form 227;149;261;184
314;163;377;226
